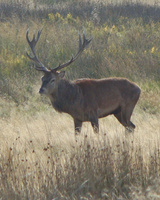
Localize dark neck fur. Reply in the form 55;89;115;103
50;79;82;114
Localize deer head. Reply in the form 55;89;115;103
26;28;92;95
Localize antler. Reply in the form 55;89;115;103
26;29;92;73
26;28;49;72
52;31;92;72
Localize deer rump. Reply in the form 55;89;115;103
74;78;140;120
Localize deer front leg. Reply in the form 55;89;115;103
74;119;82;136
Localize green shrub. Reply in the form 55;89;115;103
0;0;159;113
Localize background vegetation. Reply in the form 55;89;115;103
0;0;160;199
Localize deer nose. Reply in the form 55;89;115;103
39;87;44;94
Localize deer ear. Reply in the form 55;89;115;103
58;71;65;78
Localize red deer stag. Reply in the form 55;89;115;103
26;29;141;135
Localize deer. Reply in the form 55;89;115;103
26;28;141;136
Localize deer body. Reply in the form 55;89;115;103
40;76;140;134
26;29;141;135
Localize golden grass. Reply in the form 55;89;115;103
0;106;160;199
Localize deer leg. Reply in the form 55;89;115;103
74;119;82;136
114;112;127;127
90;117;99;134
123;91;140;132
124;106;136;132
114;110;135;133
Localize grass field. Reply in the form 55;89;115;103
0;109;160;199
0;0;160;199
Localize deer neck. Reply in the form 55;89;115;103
49;79;82;114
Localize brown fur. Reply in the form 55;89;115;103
39;71;141;135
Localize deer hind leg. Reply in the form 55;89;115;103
114;107;135;133
114;112;127;127
124;106;136;132
90;117;99;134
74;119;82;136
124;89;141;132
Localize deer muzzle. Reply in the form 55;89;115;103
39;87;45;94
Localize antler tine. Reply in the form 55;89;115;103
73;31;92;61
52;31;92;72
26;28;49;72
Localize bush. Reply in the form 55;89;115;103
0;0;159;111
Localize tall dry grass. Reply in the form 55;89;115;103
0;109;160;199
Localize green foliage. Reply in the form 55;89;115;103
0;0;160;114
140;80;160;114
